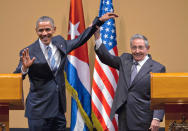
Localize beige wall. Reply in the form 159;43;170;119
0;0;188;128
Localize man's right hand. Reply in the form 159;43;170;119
21;48;35;72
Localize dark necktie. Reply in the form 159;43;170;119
47;46;57;73
130;61;139;85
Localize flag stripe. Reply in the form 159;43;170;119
92;79;118;130
74;106;85;130
66;59;91;115
94;58;115;98
93;68;113;105
109;67;118;83
92;92;115;131
70;98;78;130
67;55;91;94
92;80;111;116
96;56;117;91
92;101;108;130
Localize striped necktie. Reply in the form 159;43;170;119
47;46;57;73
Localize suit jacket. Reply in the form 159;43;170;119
14;17;102;119
95;44;166;131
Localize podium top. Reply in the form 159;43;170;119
151;73;188;109
0;73;22;78
151;72;188;77
0;73;24;110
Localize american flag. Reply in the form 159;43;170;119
92;0;119;130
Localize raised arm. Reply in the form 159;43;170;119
94;28;120;70
65;13;118;53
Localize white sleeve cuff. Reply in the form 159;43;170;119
21;66;28;75
153;118;160;121
95;37;102;50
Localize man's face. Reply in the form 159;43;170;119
131;38;150;61
36;21;56;45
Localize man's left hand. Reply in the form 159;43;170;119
99;12;118;22
149;119;160;131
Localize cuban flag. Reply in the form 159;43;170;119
65;0;92;130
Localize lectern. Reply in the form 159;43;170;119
0;74;24;131
151;73;188;131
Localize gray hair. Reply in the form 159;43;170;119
130;34;149;48
36;16;55;29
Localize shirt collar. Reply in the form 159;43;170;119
133;55;149;67
39;39;53;50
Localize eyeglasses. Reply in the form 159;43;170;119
131;45;146;50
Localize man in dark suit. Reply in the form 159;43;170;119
14;13;118;131
94;31;166;131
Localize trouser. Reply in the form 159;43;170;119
28;111;66;131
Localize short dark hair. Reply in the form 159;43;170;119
36;16;55;29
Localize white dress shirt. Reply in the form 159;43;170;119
133;55;149;73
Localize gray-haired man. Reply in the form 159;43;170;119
94;32;165;131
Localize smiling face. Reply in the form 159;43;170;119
36;21;56;45
131;38;150;61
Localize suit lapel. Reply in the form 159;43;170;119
130;58;152;88
32;40;48;64
122;58;133;88
52;38;66;55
